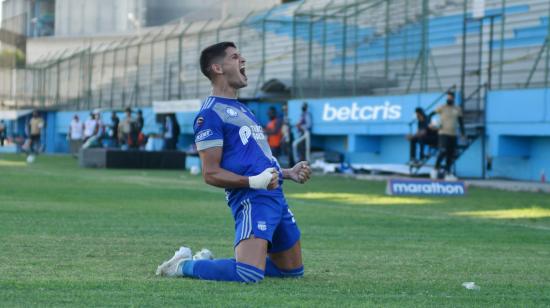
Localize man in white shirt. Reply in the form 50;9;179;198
68;114;84;158
82;111;104;149
83;113;98;142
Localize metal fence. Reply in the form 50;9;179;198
0;0;549;111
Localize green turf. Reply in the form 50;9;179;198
0;154;549;307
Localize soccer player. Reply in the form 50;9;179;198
156;42;312;283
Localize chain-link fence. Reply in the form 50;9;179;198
1;0;549;110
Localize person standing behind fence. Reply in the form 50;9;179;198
433;91;465;180
82;111;104;149
119;107;139;149
163;113;180;150
28;110;44;155
136;109;146;148
136;109;144;133
83;112;97;143
68;114;84;158
281;103;294;167
265;106;283;158
293;102;312;162
110;111;120;147
0;120;6;146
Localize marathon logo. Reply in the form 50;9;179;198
387;179;466;196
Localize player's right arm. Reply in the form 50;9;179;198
199;147;278;189
194;108;277;190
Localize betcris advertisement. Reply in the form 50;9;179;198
288;93;445;135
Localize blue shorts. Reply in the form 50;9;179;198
232;193;300;254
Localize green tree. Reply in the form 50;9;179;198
0;49;26;68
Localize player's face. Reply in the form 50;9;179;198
221;47;247;89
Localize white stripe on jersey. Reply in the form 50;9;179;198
240;200;247;240
239;199;252;241
246;199;252;239
201;97;213;111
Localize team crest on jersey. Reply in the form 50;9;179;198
257;221;267;231
195;129;213;142
196;116;204;126
226;107;238;117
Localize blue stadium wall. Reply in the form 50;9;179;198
10;88;549;182
287;88;550;182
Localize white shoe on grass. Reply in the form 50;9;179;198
193;248;214;260
445;174;458;181
155;246;192;277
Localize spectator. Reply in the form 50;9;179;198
407;107;437;163
28;110;44;155
292;102;312;162
281;103;294;166
119;107;138;149
163;113;180;150
68;114;84;158
264;106;283;158
82;111;104;149
83;112;97;143
0;120;6;146
110;111;120;147
136;109;146;149
136;109;144;133
433;91;465;180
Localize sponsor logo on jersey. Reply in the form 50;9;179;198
257;221;267;231
226;107;238;117
195;129;213;142
239;125;265;145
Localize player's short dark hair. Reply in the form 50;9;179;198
200;42;236;80
447;91;455;98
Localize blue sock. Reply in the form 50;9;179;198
182;259;264;283
265;257;304;278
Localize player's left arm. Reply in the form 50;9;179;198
282;161;312;184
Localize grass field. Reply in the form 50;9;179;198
1;154;549;307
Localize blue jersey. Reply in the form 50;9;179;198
193;96;283;206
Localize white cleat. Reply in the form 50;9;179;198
155;246;192;277
193;248;214;260
444;174;458;181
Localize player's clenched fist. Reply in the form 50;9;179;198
289;161;312;184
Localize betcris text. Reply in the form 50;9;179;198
322;101;401;122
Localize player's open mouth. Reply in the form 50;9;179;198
240;65;247;80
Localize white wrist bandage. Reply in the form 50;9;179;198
248;168;275;189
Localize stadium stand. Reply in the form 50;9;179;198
0;0;549;181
